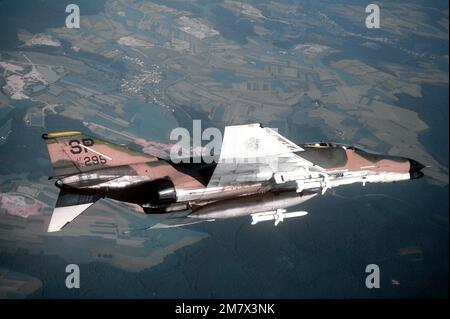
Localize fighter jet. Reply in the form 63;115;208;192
42;123;425;232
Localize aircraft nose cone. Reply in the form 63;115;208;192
408;158;425;179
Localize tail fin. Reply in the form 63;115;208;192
48;188;101;232
42;131;155;177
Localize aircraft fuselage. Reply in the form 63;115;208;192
54;143;424;216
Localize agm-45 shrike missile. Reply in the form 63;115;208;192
251;209;308;226
42;123;425;232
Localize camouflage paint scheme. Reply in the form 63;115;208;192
42;124;424;231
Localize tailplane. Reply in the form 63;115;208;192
48;188;101;232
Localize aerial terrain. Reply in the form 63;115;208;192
0;0;448;298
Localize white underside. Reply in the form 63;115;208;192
47;203;93;232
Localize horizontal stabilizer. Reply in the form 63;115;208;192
48;188;101;232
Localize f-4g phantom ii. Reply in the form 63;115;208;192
42;123;425;232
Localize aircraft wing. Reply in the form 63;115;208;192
207;123;320;187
